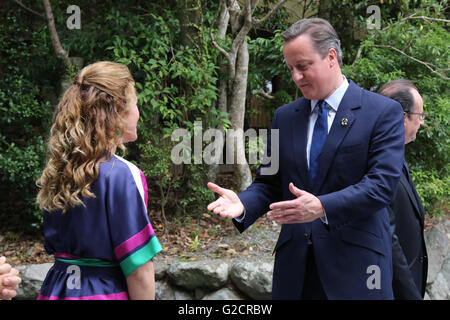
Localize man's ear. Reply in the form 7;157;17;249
328;48;338;67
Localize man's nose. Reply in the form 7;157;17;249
292;68;303;82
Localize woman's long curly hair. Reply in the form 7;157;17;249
37;61;136;213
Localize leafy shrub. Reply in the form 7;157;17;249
0;12;58;232
343;2;449;216
106;8;220;219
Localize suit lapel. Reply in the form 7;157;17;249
311;81;361;194
400;171;425;225
292;98;311;190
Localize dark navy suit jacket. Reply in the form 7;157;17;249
234;80;405;299
389;164;428;299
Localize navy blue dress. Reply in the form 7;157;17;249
38;155;162;300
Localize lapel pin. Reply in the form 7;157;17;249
341;118;349;127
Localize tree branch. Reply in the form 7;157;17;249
227;0;241;33
382;12;417;31
13;0;45;19
42;0;70;66
229;1;252;65
252;89;274;100
383;12;449;31
407;15;450;23
250;0;260;16
252;0;288;25
372;44;449;80
352;45;363;66
210;0;231;62
301;0;314;19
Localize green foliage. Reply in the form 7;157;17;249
105;8;219;124
248;31;293;119
343;1;449;216
0;11;59;233
248;31;289;90
324;0;417;65
106;8;219;218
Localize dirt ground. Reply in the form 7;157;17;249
2;211;446;267
0;213;281;266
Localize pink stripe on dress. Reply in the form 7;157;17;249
114;223;155;260
37;291;129;300
139;169;148;209
54;252;80;259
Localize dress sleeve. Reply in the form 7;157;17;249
106;159;162;277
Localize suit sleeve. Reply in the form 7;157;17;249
318;100;405;229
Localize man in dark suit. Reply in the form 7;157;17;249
379;79;428;299
207;18;405;299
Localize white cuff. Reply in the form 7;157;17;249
234;210;246;223
320;209;329;225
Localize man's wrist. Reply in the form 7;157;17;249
234;210;246;222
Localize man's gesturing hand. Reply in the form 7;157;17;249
207;182;245;219
267;183;324;224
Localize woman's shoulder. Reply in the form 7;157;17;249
100;155;143;185
112;154;141;174
100;155;147;206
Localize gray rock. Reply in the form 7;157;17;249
155;280;194;300
15;263;53;300
230;261;273;300
441;255;450;287
154;259;170;281
195;287;209;300
425;223;448;284
167;260;230;291
202;287;245;300
427;273;449;300
174;288;194;300
155;280;175;300
443;218;450;235
428;255;450;300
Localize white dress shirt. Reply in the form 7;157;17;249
307;76;349;167
308;76;349;224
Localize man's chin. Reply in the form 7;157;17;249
298;89;316;100
298;86;311;99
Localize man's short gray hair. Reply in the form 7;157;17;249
281;18;343;67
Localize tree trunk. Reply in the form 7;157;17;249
211;0;287;191
42;0;70;67
226;0;252;191
208;2;230;181
230;38;252;190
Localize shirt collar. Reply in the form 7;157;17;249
311;75;349;112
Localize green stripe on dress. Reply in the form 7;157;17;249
56;257;119;267
120;236;163;277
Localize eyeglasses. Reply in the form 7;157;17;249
406;111;427;120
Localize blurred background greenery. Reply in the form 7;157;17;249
0;0;448;234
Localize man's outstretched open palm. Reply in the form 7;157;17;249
206;182;244;219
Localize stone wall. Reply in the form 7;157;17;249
424;219;450;299
14;220;449;300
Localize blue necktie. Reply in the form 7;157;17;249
309;100;328;181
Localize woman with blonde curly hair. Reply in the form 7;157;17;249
36;61;162;300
